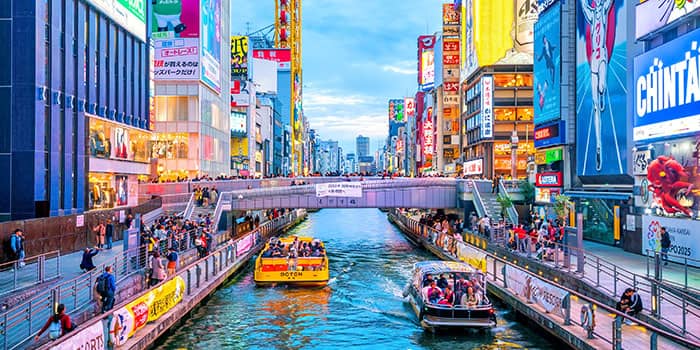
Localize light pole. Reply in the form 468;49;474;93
510;130;519;180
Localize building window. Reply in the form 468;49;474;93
150;133;189;159
493;74;533;88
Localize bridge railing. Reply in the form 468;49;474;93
0;250;61;298
644;249;700;294
470;180;489;218
498;181;519;224
390;210;700;350
182;192;196;219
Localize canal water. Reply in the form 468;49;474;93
158;209;559;349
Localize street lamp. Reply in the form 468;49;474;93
510;130;519;180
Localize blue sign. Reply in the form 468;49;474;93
534;2;561;126
575;0;628;177
633;27;700;142
534;120;566;148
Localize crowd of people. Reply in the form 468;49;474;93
193;185;219;208
261;236;326;271
421;273;487;308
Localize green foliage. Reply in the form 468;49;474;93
519;181;536;205
496;193;514;218
553;194;572;223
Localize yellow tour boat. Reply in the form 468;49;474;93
254;236;329;287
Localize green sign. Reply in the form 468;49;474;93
536;147;563;165
118;0;147;22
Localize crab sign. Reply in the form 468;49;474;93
647;155;694;216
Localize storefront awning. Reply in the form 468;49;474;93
564;191;631;201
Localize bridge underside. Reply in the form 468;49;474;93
224;186;458;210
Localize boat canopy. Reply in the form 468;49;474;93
413;261;479;276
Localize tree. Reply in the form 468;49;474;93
496;193;514;220
553;194;573;225
519;180;536;207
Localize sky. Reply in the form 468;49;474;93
231;0;443;153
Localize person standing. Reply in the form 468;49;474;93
166;247;178;276
8;229;22;263
150;251;167;286
93;221;105;248
660;227;671;266
96;266;116;313
105;219;114;249
15;230;25;267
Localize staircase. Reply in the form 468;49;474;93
471;180;518;225
478;191;507;220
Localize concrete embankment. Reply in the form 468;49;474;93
42;211;307;350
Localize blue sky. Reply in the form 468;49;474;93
231;0;443;153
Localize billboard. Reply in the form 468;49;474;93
405;98;416;119
389;99;405;123
576;0;628;176
480;75;493;138
153;38;199;81
635;0;700;39
201;0;222;93
88;0;147;41
443;3;461;36
633;27;700;142
252;58;278;94
534;1;561;125
151;0;200;39
464;158;484;175
418;35;436;91
642;215;700;267
231;80;251;107
461;0;479;78
230;111;246;135
253;49;291;70
423;107;434;157
534;120;565;148
231;36;249;80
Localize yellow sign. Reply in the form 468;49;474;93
148;276;186;321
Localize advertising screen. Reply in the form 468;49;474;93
643;215;700;267
461;0;479;78
115;175;128;206
201;0;222;93
633;27;700;142
88;0;147;41
153;38;199;80
389;99;405;123
230;111;247;135
113;127;129;159
151;0;200;39
231;36;249;80
418;35;436;91
575;0;628;177
635;0;700;39
533;2;561;125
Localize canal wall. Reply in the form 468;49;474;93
42;210;307;350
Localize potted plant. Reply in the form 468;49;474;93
496;193;514;221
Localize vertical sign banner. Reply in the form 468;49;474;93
461;0;479;78
423;107;434;157
231;36;249;80
442;3;461;36
153;38;199;80
633;27;700;142
480;75;493;138
201;0;222;93
418;35;436;91
389;99;405;123
534;1;561;125
405;98;416;120
576;0;628;176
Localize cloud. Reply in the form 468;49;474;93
381;65;417;75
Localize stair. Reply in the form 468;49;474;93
479;192;507;221
190;205;216;222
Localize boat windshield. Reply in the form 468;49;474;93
418;271;489;308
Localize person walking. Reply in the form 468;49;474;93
80;247;100;272
96;266;116;313
14;230;26;267
660;226;671;266
8;229;22;263
491;175;500;194
34;304;73;341
150;251;167;286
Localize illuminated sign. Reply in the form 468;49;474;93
464;158;483;175
634;27;700;141
632;149;652;176
443;40;459;52
443;3;461;25
533;120;565;148
635;1;700;39
423;107;434;156
534;147;563;165
418;35;436;91
88;0;146;41
231;36;249;80
405;98;416;118
536;171;562;187
443;95;459;105
443;54;460;66
472;0;536;68
480;75;493;138
252;49;291;70
535;187;560;203
389;99;405;122
444;82;459;92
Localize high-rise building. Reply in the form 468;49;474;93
152;0;231;180
1;0;152;220
316;140;340;174
356;135;370;157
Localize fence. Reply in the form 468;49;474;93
0;251;61;298
645;249;700;293
44;209;305;350
390;210;700;350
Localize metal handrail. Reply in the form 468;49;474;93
470;180;489;218
0;250;61;297
498;181;519;225
183;192;196;220
391;210;700;349
644;249;700;294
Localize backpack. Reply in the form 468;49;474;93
48;318;62;339
95;274;108;295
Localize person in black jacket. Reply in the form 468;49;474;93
80;248;100;272
660;227;671;265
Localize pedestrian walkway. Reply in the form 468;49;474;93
0;245;124;301
583;240;700;291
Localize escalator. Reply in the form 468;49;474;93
579;198;615;244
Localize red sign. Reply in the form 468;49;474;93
443;55;460;66
405;98;416;117
443;40;459;52
423;107;434;156
231;80;241;94
252;49;291;69
536;172;563;187
444;82;459;92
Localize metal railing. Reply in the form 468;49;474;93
0;251;61;297
390;210;700;350
44;210;306;350
645;249;700;294
498;181;519;225
182;192;196;220
462;224;700;340
470;180;489;218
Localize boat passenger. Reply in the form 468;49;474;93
461;287;478;307
422;274;434;287
437;274;449;290
427;281;443;304
440;286;456;306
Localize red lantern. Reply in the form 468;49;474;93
280;10;287;25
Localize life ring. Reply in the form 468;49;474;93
580;305;594;330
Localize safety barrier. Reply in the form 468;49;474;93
645;249;700;294
390;210;700;350
0;251;61;297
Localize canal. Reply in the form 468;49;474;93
158;209;559;349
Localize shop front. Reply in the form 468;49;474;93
88;116;151;210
